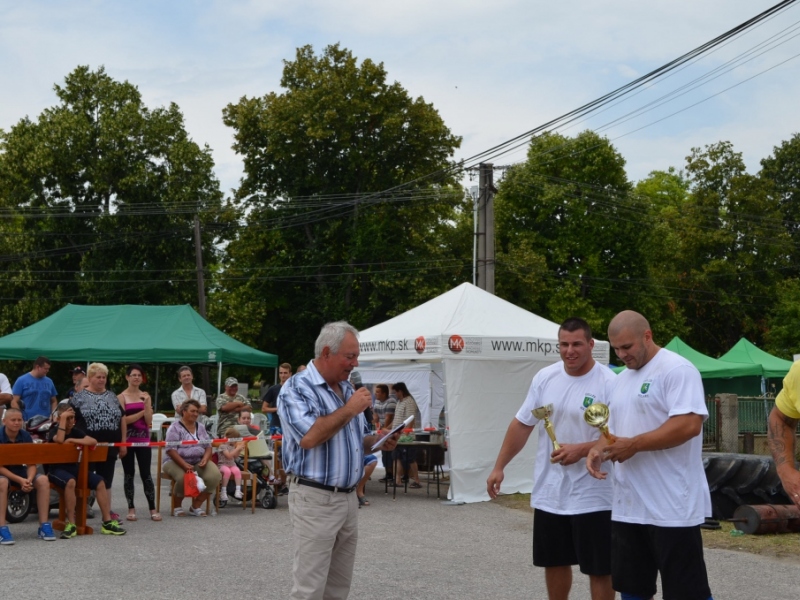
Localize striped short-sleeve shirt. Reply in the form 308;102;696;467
278;361;367;489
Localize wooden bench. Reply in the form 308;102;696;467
0;443;108;535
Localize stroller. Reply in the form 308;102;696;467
217;433;278;510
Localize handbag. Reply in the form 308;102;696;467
184;470;200;497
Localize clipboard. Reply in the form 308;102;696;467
370;415;414;451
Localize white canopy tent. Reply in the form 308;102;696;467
357;283;610;503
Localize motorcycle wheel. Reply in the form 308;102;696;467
6;490;31;523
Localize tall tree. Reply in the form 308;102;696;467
658;142;792;354
0;66;224;335
217;44;464;364
493;130;667;338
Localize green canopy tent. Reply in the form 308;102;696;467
662;337;765;398
719;338;793;379
0;304;277;406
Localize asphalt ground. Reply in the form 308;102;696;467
1;462;798;599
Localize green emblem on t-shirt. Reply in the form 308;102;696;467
583;396;593;407
640;382;651;394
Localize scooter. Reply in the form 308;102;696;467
5;415;62;524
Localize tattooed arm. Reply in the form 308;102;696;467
768;406;800;509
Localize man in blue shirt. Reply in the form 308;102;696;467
0;407;57;544
278;321;399;600
11;356;58;421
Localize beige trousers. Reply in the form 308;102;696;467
288;482;359;600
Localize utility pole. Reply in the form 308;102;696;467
194;215;207;317
194;214;211;395
476;163;495;294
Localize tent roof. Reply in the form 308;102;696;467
359;282;609;363
664;337;762;378
0;304;277;367
719;338;793;379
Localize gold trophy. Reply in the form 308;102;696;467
583;403;616;443
532;404;561;463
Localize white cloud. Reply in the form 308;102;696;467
1;0;799;194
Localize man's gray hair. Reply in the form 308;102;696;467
314;321;359;358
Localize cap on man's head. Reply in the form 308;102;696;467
225;377;239;387
72;366;86;375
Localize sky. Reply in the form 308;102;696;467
1;0;800;196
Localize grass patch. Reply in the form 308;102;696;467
492;493;800;563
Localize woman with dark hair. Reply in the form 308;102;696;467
69;362;126;521
162;399;221;517
119;364;161;521
391;382;422;489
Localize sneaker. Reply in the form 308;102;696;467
219;491;228;502
101;520;126;536
0;526;14;545
234;489;243;500
109;511;121;521
61;523;77;539
278;486;289;496
86;506;95;519
38;522;57;541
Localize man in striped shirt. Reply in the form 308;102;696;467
278;321;399;600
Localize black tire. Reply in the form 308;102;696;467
218;497;227;509
260;492;277;509
6;490;31;523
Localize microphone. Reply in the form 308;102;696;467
350;371;363;389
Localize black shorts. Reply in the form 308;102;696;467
532;508;612;575
0;466;45;483
48;467;105;491
611;521;712;600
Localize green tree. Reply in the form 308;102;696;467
0;66;225;335
216;45;464;364
494;130;667;338
656;142;792;354
760;133;800;271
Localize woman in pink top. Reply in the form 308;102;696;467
119;365;161;521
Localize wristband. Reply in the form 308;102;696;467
58;427;66;431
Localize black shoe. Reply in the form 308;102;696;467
378;477;390;483
278;487;289;496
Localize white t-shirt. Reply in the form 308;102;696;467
516;361;616;515
609;348;711;527
171;385;207;411
0;373;11;395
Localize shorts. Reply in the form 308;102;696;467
0;466;45;483
393;446;417;469
532;508;612;576
364;454;378;466
611;521;712;600
48;467;105;491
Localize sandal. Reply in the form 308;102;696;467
150;512;163;522
126;513;137;522
173;507;186;517
409;482;422;489
188;506;207;517
358;496;370;507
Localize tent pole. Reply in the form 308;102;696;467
217;362;222;398
155;364;160;412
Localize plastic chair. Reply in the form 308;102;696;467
252;413;269;431
207;414;219;438
151;413;168;441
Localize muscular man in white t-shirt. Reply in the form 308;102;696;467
587;310;714;600
488;317;616;600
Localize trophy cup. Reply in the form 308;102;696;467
583;403;616;443
532;404;561;463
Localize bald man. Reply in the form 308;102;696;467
586;311;714;600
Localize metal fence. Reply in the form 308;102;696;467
703;396;781;450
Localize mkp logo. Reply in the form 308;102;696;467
640;382;650;394
415;336;426;354
448;335;465;353
583;396;594;408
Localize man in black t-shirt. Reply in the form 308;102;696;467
262;363;292;433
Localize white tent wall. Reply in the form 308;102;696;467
444;357;549;503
